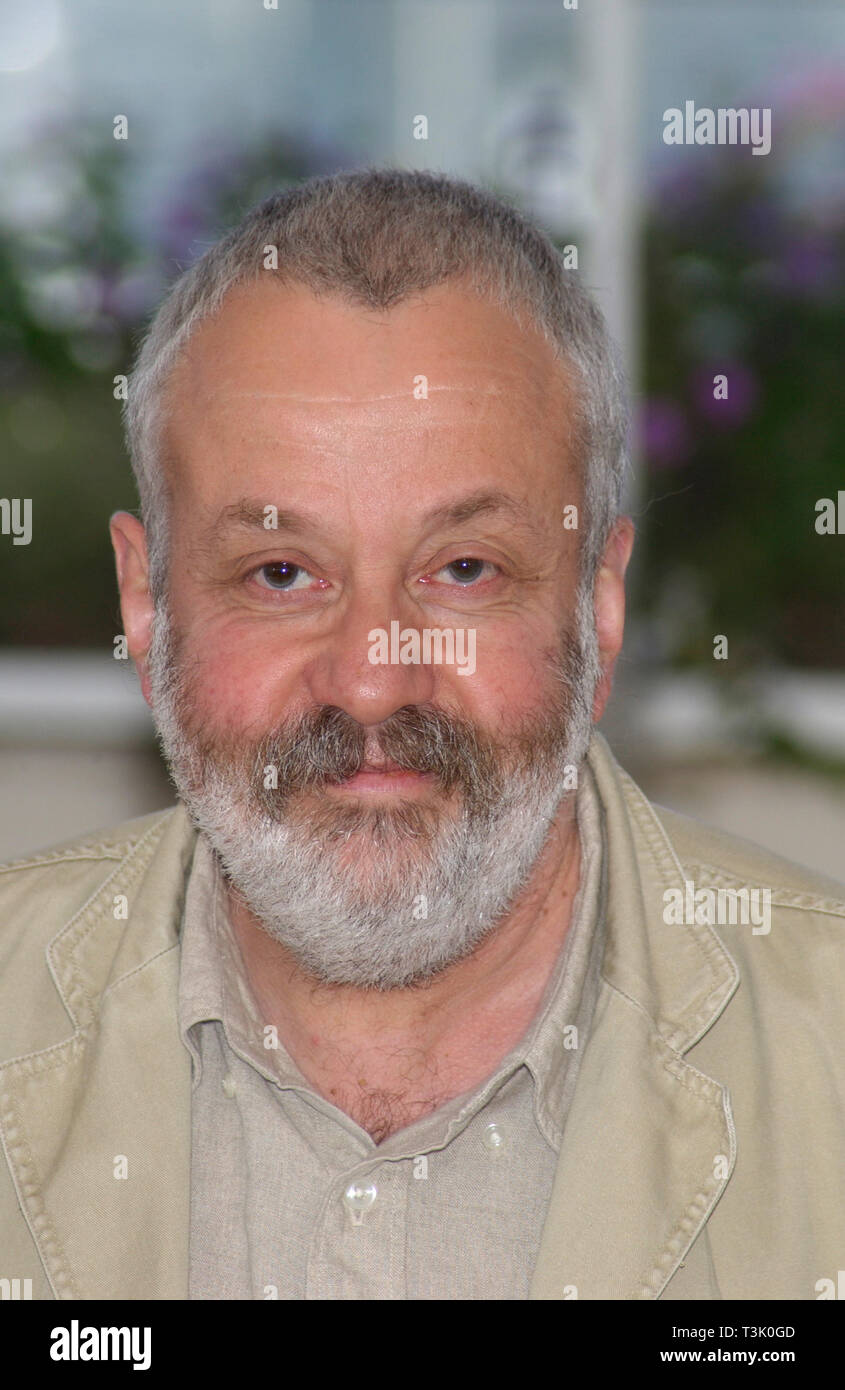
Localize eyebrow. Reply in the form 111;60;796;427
205;488;535;544
420;489;534;529
204;499;322;543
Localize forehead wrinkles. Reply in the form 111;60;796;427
202;381;526;404
161;388;573;513
174;374;555;435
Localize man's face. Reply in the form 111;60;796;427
128;276;620;988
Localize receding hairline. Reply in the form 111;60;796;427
158;267;581;410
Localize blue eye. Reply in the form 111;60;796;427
443;558;487;584
257;562;310;590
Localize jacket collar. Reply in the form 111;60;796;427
3;732;739;1300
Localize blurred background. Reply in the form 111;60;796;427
1;0;843;879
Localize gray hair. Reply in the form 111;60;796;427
123;166;629;604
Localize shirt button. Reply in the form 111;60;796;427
483;1122;505;1151
343;1180;378;1226
222;1075;236;1098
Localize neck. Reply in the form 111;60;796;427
226;797;582;1143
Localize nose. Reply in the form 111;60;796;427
305;586;437;727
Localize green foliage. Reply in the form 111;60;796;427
0;122;333;646
638;142;845;669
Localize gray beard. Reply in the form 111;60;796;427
147;588;600;990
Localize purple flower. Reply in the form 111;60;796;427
780;232;840;297
639;398;690;467
691;363;758;428
736;197;782;253
653;162;713;222
771;62;845;123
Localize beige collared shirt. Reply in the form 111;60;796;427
179;762;608;1300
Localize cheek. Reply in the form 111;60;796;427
439;622;565;728
177;622;305;734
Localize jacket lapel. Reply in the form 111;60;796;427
1;808;197;1299
530;734;740;1299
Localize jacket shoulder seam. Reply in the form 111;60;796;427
683;858;845;918
0;811;178;878
0;848;127;877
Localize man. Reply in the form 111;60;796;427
1;168;843;1302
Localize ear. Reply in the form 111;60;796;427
110;511;156;707
591;516;635;723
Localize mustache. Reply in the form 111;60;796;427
249;704;500;805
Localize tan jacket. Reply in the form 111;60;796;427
1;732;843;1300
